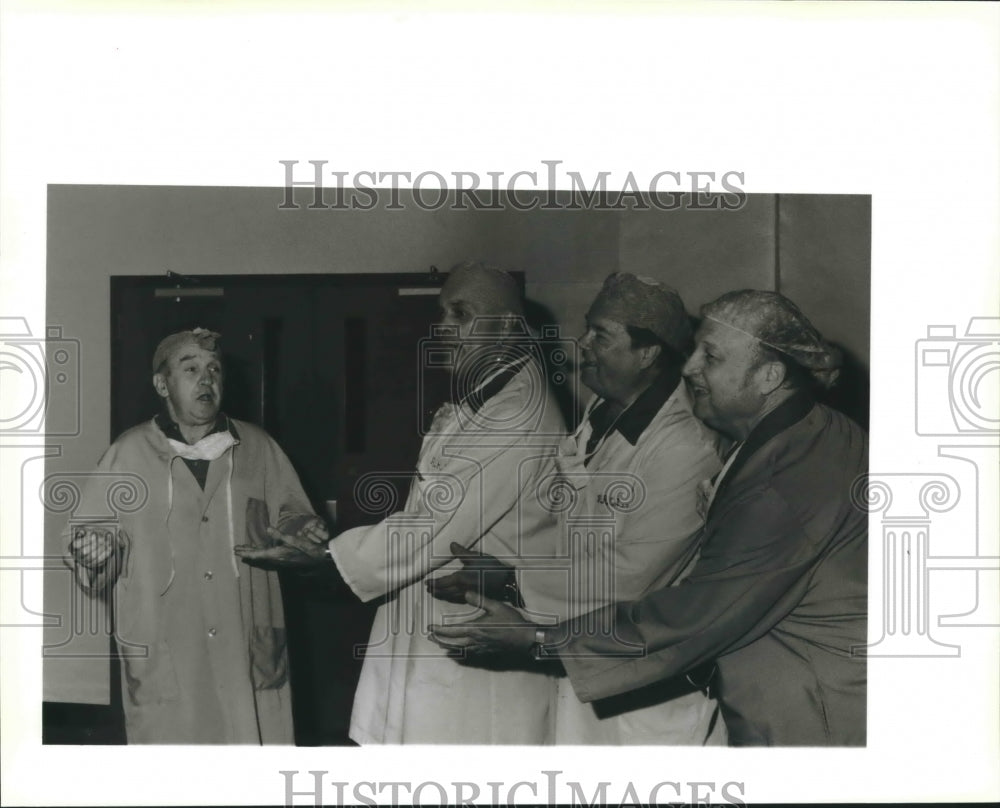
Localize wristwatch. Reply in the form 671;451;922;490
531;627;556;661
501;569;526;608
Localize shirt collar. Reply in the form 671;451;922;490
705;390;815;519
155;411;237;444
589;365;682;446
457;353;532;414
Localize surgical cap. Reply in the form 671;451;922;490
152;327;221;373
441;260;525;317
701;290;841;388
587;272;693;356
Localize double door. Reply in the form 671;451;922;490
111;272;453;743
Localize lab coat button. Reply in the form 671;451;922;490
204;570;214;581
207;627;217;637
201;516;209;522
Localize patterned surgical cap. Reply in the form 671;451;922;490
587;272;693;356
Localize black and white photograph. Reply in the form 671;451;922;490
39;186;871;751
1;2;997;806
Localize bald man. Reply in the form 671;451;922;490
240;261;565;744
431;290;868;746
435;273;726;746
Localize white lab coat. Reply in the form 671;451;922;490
518;380;728;744
330;360;564;743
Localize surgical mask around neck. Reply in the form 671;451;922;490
166;430;236;461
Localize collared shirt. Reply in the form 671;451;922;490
703;441;743;517
705;391;814;520
560;392;869;746
584;365;682;461
331;354;565;745
154;411;234;490
453;351;532;414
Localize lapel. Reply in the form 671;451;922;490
458;355;530;414
198;418;240;506
706;392;815;521
201;448;228;506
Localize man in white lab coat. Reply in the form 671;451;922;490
431;290;868;747
434;273;726;744
238;261;564;743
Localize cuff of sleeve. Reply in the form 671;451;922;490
551;612;649;704
327;538;382;602
276;511;316;535
559;647;643;705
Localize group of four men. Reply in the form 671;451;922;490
66;261;867;746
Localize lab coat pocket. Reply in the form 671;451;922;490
250;626;288;690
122;641;180;706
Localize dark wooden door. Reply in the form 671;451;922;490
110;272;453;744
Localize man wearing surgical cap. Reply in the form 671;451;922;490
63;328;324;743
434;272;726;745
430;288;868;747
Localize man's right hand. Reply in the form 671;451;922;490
235;525;331;572
427;542;520;605
69;526;119;570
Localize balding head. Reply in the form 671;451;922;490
152;327;221;375
439;260;525;320
434;261;528;383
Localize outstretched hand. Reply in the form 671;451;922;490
235;520;330;572
428;590;537;657
426;541;516;604
295;517;330;545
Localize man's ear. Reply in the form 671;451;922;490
152;372;169;399
637;343;662;371
499;311;524;339
754;360;787;395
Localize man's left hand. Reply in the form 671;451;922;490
296;517;330;545
429;591;537;657
235;523;329;571
426;541;517;604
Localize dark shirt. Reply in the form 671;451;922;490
584;365;682;461
560;394;869;746
154;411;233;490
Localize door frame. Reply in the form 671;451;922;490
109;270;525;436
